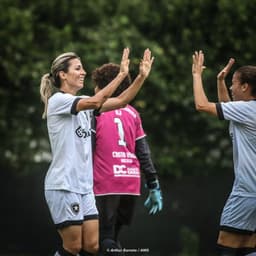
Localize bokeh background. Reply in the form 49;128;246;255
1;0;255;255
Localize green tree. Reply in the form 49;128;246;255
1;0;256;179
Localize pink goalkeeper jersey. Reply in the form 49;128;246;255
93;105;146;195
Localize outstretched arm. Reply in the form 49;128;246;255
217;58;235;102
100;48;154;112
136;137;158;183
135;137;163;215
76;48;130;112
192;50;217;116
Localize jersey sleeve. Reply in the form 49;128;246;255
131;106;146;140
135;137;157;179
48;93;88;116
219;101;254;124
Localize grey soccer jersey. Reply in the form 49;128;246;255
45;92;94;194
217;100;256;197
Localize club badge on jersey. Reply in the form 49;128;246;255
71;203;80;215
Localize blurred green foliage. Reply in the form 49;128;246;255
178;226;199;256
1;0;256;177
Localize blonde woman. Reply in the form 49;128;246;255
40;48;154;256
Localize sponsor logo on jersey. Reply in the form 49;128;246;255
75;126;91;138
113;165;140;177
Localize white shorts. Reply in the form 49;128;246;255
45;190;98;229
220;194;256;234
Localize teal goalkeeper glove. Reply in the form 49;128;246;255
144;180;163;215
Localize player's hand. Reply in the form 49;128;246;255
119;47;130;76
144;179;163;215
192;50;206;75
139;48;154;78
217;58;235;81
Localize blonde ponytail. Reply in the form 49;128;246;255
40;52;79;119
40;73;56;119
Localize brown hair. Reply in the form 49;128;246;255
91;63;131;97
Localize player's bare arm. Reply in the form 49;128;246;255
192;50;217;116
217;58;235;102
101;48;154;112
77;48;130;112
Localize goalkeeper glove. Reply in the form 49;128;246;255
144;179;163;215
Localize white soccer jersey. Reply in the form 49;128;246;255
45;92;94;194
218;100;256;196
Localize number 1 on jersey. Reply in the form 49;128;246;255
114;117;126;146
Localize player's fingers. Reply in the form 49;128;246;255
144;198;151;208
225;58;235;72
149;205;157;215
143;48;151;61
121;47;129;61
150;56;155;65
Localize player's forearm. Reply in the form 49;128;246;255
117;74;146;104
136;137;157;178
99;74;146;112
217;79;231;102
193;74;210;110
193;74;218;115
77;72;127;112
99;72;127;100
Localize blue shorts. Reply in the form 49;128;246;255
220;194;256;234
45;190;98;229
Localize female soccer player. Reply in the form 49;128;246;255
40;48;154;256
192;50;256;256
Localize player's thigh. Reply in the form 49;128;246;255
96;195;120;225
117;195;137;225
81;192;99;251
218;231;256;248
58;225;82;250
82;219;99;251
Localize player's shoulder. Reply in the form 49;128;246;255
50;92;90;104
50;91;72;102
124;104;140;116
229;100;256;110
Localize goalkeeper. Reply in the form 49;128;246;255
91;62;162;256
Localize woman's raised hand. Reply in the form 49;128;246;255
120;47;130;76
192;50;205;75
217;58;235;81
139;48;154;78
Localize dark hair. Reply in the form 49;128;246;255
236;65;256;96
91;63;131;97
